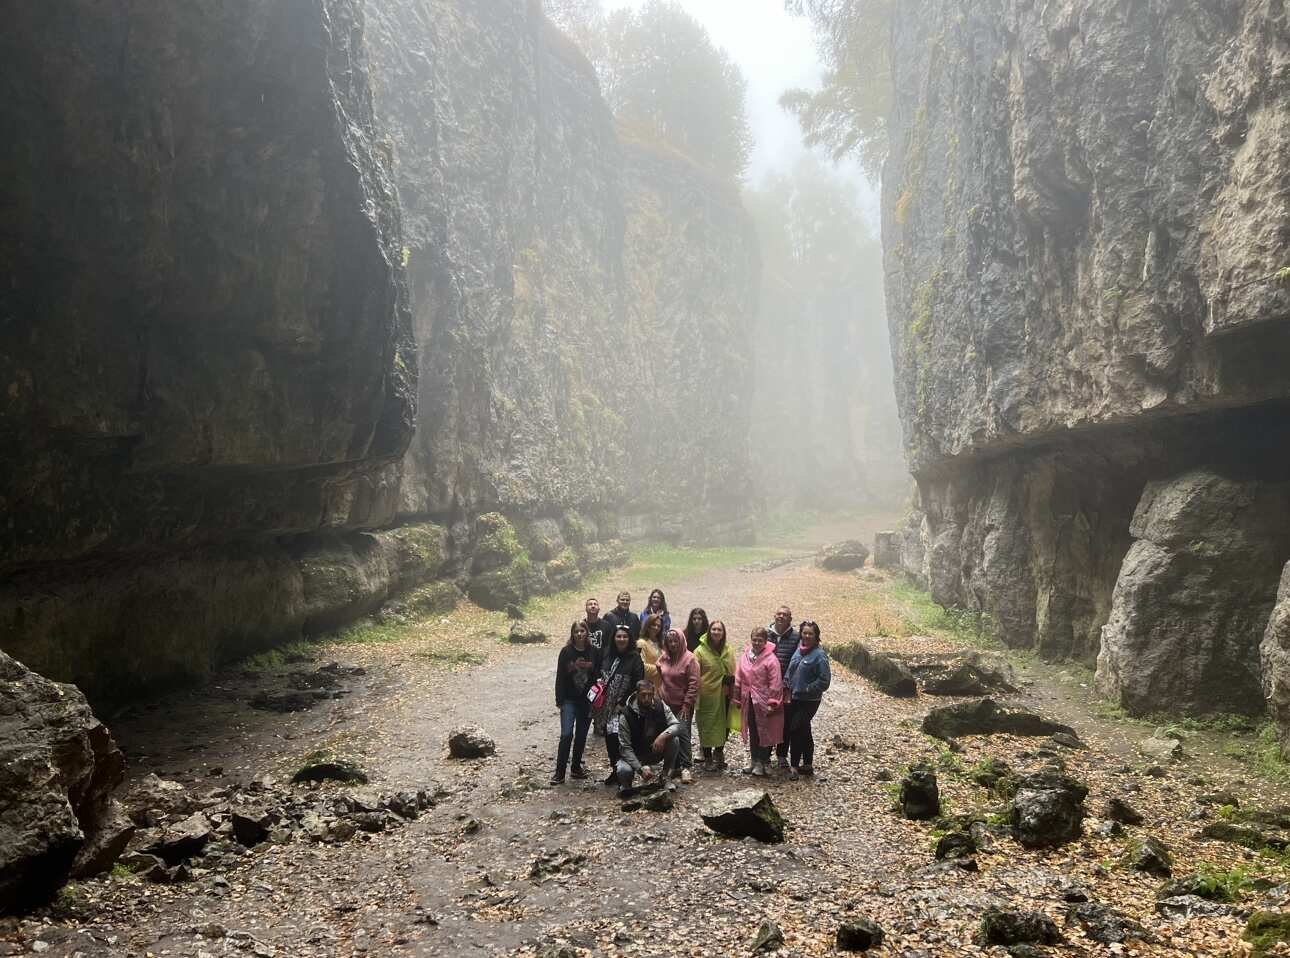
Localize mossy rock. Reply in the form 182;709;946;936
604;538;630;567
1245;911;1290;956
382;522;449;584
545;548;582;592
472;513;526;573
468;555;544;610
519;518;566;562
560;509;598;547
407;581;462;617
576;541;615;573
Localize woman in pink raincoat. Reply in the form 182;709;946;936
734;626;784;777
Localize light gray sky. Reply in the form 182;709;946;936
610;0;878;216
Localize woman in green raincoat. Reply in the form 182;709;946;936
695;619;736;771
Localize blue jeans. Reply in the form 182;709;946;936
556;699;592;776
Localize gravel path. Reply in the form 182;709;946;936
5;546;1288;957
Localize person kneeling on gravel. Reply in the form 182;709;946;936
615;680;681;796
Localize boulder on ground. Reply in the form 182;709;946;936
832;642;917;697
507;623;548;645
447;726;496;759
922;653;1020;696
899;764;941;820
230;807;276;847
873;531;900;569
1064;902;1156;944
1159;895;1240;919
142;813;212;865
292;754;369;784
641;790;674;813
0;651;126;913
934;831;976;860
922;698;1075;741
1128;836;1173;877
123;774;197;827
69;799;134;879
1105;796;1145;826
817;540;870;571
1197;821;1289;851
751;918;785;953
699;790;785;843
978;907;1062;946
1140;734;1184;762
836;917;884;951
1010;769;1088;848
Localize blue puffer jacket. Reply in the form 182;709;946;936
785;645;832;701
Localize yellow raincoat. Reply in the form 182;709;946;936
694;633;736;748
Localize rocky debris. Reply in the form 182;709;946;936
447;726;496;759
1050;732;1084;750
123;775;199;827
977;908;1062;946
751;918;785;953
1245;911;1290;955
872;532;900;569
1198;790;1241;808
1105;797;1145;826
119;852;171;883
230;807;276;847
141;813;213;865
1127;836;1173;877
291;755;368;785
1064;902;1156;944
0;651;126;913
699;790;786;844
922;698;1075;741
835;917;884;951
1157;895;1240;920
899;765;940;820
506;623;548;645
1139;734;1184;763
69;799;135;879
832;643;917;697
922;655;1020;697
1010;770;1088;848
1198;821;1290;852
528;849;587;882
934;831;975;860
641;790;675;813
817;540;870;571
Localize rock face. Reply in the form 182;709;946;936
1261;563;1290;752
0;652;126;912
1;1;760;697
883;0;1290;727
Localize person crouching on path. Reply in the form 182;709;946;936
767;605;799;771
783;620;831;780
638;613;666;690
695;618;735;771
616;679;682;795
658;627;700;784
552;620;601;785
734;626;784;777
596;624;644;785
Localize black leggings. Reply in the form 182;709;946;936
788;698;821;768
747;706;772;763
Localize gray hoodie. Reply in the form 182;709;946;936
617;693;681;771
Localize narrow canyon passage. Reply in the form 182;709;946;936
13;523;1290;957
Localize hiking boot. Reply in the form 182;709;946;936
603;771;618;787
715;748;727;770
787;768;800;781
680;768;693;785
549;773;565;786
570;766;588;780
800;764;815;777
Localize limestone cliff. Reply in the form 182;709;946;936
884;1;1290;719
0;0;759;701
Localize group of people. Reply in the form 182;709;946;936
552;589;832;796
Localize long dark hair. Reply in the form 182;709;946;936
684;607;709;650
799;620;822;645
604;624;635;667
568;620;589;647
646;588;668;614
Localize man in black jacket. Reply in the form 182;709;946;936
615;680;681;795
768;605;799;770
604;591;641;643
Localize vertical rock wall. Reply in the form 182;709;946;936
0;0;760;701
884;0;1290;720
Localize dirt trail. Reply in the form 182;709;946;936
7;540;1288;957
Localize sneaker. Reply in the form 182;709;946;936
800;764;815;777
570;766;588;780
603;771;618;787
751;762;766;778
665;780;677;792
680;768;693;785
549;773;565;786
743;764;755;775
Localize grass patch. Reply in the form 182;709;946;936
622;542;791;582
417;649;487;667
335;621;410;646
889;581;997;649
240;639;318;672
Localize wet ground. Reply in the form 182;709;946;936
5;519;1289;957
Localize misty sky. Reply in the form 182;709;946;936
610;0;878;215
